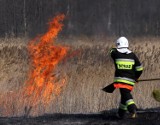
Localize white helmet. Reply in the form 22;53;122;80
116;37;129;48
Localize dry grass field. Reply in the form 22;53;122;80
0;37;159;117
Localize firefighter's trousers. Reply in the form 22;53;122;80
118;88;137;117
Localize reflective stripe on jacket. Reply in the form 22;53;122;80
110;48;143;89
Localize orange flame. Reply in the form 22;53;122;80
24;14;68;107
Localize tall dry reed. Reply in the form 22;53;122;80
0;37;159;116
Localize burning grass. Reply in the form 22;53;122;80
0;36;159;117
23;14;68;108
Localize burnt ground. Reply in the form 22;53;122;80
0;108;160;125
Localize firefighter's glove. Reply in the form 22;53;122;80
135;79;139;83
109;48;116;54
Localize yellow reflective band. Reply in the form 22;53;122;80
136;66;143;71
114;79;135;85
109;48;116;54
110;49;113;54
116;60;135;70
117;64;133;69
127;102;135;106
119;104;127;110
116;61;135;65
126;100;135;106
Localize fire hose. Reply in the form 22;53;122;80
138;78;160;82
102;78;160;102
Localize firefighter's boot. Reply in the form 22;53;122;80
127;104;137;119
117;108;127;119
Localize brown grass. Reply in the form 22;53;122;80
0;37;159;116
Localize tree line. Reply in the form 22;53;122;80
0;0;160;38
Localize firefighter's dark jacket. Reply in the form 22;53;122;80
110;48;143;87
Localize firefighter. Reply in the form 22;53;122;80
109;36;143;119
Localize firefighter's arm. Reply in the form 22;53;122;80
135;63;143;80
134;55;143;82
109;48;116;57
135;71;143;82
